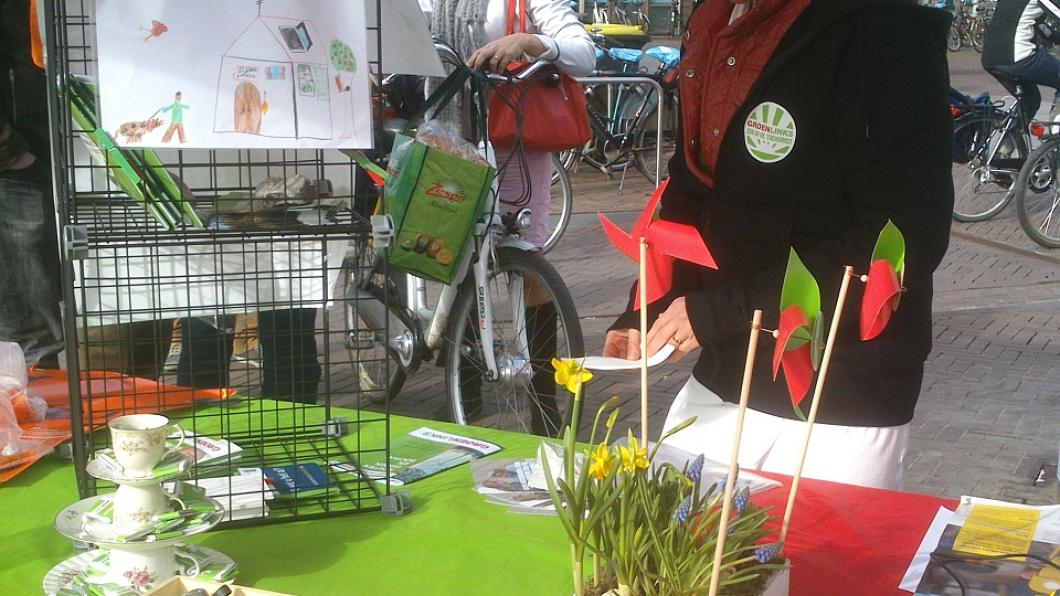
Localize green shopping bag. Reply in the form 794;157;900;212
384;133;495;284
382;67;495;284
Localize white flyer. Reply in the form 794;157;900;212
580;344;677;371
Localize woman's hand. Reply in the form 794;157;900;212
467;33;546;73
603;328;640;360
644;297;700;363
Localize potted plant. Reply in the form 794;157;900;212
542;359;788;596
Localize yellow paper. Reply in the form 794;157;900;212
953;504;1040;557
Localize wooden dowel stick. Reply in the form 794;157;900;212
779;266;855;546
708;310;764;596
639;238;649;445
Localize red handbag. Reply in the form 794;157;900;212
486;0;591;151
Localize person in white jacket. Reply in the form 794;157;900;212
429;0;595;248
426;0;594;434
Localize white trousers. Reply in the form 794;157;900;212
662;376;911;491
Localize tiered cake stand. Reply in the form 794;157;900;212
44;453;238;595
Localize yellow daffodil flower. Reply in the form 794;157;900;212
618;436;649;475
551;357;593;395
587;442;615;480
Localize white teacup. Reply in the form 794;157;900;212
112;483;169;533
108;543;178;589
108;414;185;475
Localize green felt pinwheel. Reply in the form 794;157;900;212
860;220;906;341
772;248;824;412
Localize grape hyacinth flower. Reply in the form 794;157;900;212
687;454;705;482
733;487;751;514
673;495;692;523
712;468;739;494
754;542;783;564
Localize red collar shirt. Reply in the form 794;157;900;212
680;0;812;188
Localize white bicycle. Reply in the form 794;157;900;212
346;52;585;438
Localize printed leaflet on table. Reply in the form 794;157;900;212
903;496;1060;595
333;426;501;486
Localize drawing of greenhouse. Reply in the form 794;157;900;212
212;15;333;140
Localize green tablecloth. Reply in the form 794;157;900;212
1;412;570;595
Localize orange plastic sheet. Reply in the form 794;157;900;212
0;368;232;482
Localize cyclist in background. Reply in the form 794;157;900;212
982;0;1060;121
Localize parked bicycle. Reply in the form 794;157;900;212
946;0;990;53
613;0;650;28
348;47;585;438
950;83;1034;221
560;38;680;184
668;0;682;37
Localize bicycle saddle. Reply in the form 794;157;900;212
645;46;681;69
608;47;645;64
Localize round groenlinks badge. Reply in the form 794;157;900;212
744;102;796;163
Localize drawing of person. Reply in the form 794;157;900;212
160;91;189;143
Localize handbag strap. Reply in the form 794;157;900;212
507;0;527;35
402;64;491;145
402;66;472;135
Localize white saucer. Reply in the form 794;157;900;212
54;493;224;546
86;452;192;486
42;544;237;596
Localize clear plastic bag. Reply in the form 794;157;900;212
0;342;50;470
415;119;489;167
0;341;28;389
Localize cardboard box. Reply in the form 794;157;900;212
143;576;295;596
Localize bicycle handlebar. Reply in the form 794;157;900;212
433;40;553;84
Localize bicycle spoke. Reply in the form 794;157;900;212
1039;191;1060;234
447;248;581;438
1016;140;1060;247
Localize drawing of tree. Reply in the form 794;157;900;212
330;38;358;138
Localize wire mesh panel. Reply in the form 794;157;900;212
44;0;393;525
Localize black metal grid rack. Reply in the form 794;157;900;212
43;0;393;526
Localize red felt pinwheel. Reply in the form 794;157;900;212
860;220;906;341
771;249;824;411
598;180;717;309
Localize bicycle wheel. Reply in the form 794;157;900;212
971;20;986;52
947;22;962;52
633;107;678;183
344;238;408;401
445;247;584;438
951;115;1025;222
1015;136;1060;248
542;154;573;254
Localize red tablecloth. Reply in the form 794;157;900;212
753;472;958;596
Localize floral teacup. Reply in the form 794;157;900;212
108;543;178;590
108;414;185;475
111;483;168;533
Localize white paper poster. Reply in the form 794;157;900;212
371;0;445;76
96;0;372;149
